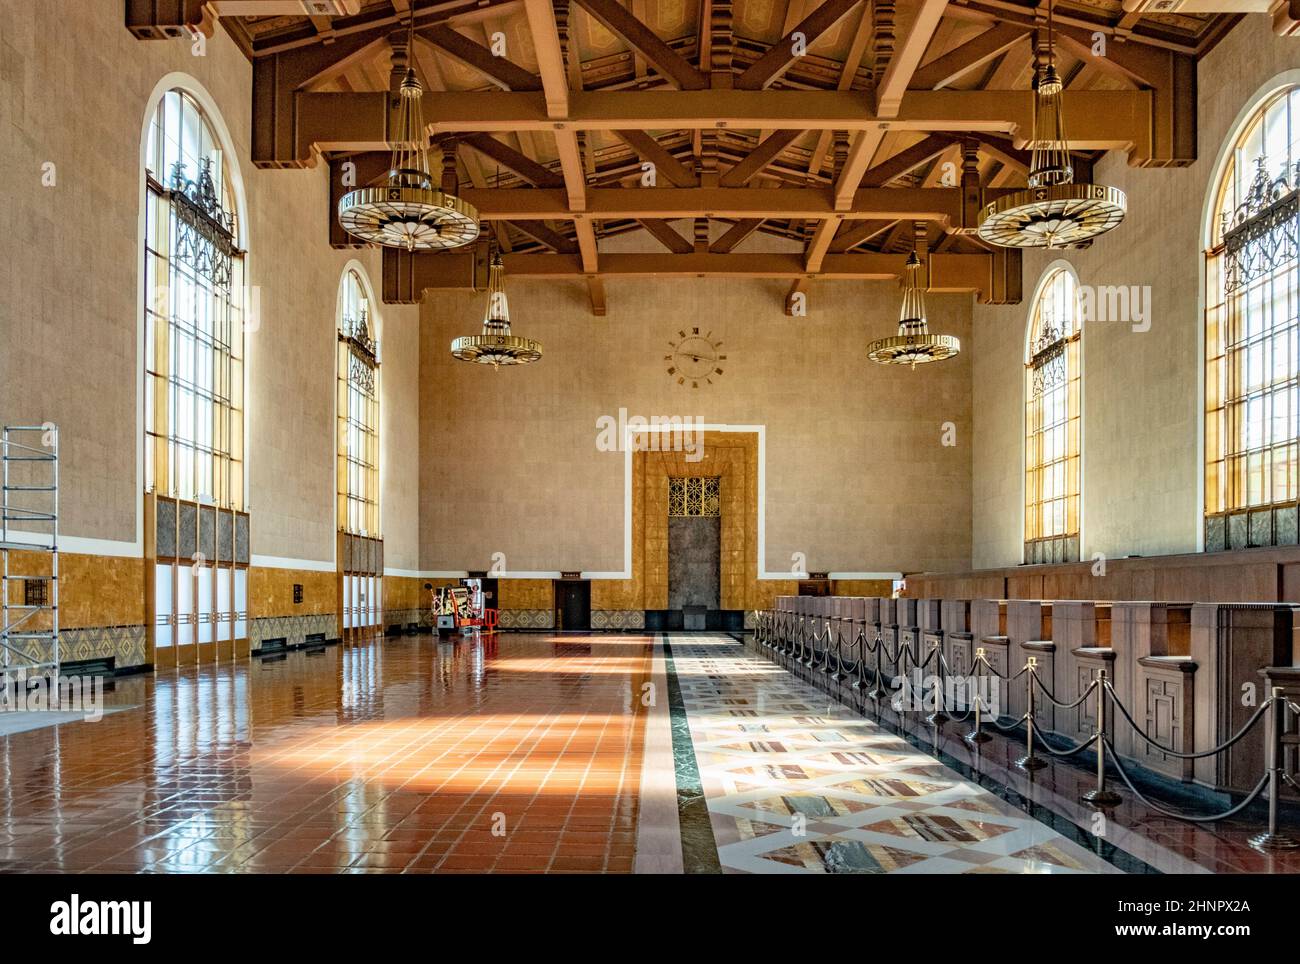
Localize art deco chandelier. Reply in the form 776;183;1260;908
976;0;1126;249
337;14;478;252
450;246;543;367
867;250;961;368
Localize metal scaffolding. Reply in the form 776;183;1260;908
1;424;59;686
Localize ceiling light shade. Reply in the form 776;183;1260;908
337;54;479;251
976;4;1126;249
867;251;960;368
450;250;542;367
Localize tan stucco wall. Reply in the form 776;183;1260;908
419;267;973;576
970;16;1300;569
0;0;420;570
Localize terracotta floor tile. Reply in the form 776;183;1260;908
0;633;651;874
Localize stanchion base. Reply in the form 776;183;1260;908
1248;832;1300;852
1081;788;1122;808
925;712;950;727
964;730;992;745
1015;755;1047;771
830;673;846;683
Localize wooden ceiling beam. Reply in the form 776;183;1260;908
612;130;700;187
828;218;893;253
570;0;708;90
710;218;764;253
859;132;960;186
428;185;988;221
735;0;866;90
524;0;570;117
638;219;695;253
460;132;566;187
909;23;1030;90
271;88;1163;166
718;129;803;186
415;25;543;91
383;248;996;287
507;219;579;253
875;0;949;116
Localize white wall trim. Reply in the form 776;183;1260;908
249;554;334;572
5;531;142;558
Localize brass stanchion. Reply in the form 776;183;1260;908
1081;669;1121;807
866;632;887;701
1016;656;1047;771
850;629;866;690
1249;687;1300;851
924;641;949;727
965;648;992;745
830;628;846;681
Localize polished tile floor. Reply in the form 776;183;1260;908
668;635;1117;873
0;631;1289;874
0;634;651;873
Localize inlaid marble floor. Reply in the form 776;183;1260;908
668;635;1119;874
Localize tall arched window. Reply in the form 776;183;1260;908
143;85;248;666
337;268;380;536
1025;265;1082;564
336;268;381;634
1205;85;1300;551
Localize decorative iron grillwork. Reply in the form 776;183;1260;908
341;309;378;396
1222;157;1300;293
669;477;720;517
168;158;238;288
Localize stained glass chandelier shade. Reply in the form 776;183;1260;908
867;251;961;368
450;249;542;367
977;2;1126;248
337;23;478;251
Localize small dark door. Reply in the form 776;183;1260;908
554;580;591;630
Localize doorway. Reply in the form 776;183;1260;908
553;579;591;630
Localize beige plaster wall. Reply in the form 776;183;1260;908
0;0;420;570
970;16;1300;569
419;258;973;576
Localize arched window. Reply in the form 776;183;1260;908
1204;85;1300;551
143;85;248;665
1025;265;1081;564
336;267;381;635
337;268;379;537
144;87;244;508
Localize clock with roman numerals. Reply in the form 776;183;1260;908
665;327;725;388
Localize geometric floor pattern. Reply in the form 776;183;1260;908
669;635;1120;874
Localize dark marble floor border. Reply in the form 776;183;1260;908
662;635;723;874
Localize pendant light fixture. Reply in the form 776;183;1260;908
867;249;960;369
450;241;543;367
976;0;1126;249
337;12;479;251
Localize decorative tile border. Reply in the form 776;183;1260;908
59;625;147;670
592;609;645;630
498;608;554;629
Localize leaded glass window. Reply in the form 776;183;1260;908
144;88;244;509
1205;86;1300;550
1025;267;1081;564
337;270;380;538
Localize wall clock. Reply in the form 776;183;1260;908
665;327;725;387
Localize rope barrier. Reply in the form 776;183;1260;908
1104;737;1271;823
1032;674;1098;711
1035;730;1098;758
1106;681;1274;760
753;610;1299;840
